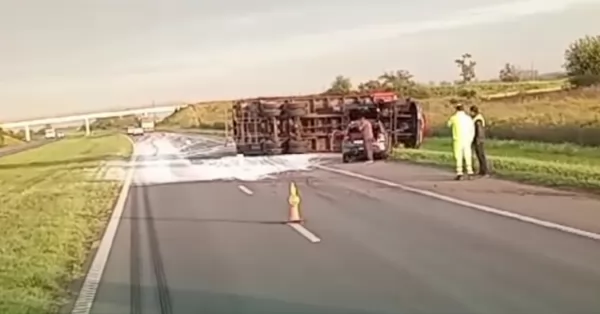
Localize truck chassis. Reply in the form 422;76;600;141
231;92;425;156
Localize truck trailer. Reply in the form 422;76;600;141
231;92;425;157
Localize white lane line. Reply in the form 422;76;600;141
318;165;600;242
71;136;136;314
238;185;254;195
287;223;321;243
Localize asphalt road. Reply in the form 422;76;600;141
89;133;600;314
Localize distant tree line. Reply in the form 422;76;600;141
326;34;600;98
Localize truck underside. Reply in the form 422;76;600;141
231;92;425;156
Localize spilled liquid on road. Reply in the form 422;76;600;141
133;134;324;185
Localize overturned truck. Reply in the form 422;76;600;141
231;92;425;156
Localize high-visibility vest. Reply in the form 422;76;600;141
447;111;475;142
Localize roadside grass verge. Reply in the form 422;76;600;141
392;137;600;191
423;87;600;145
0;133;132;314
1;134;24;147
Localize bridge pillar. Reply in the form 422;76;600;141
25;125;31;142
85;118;90;136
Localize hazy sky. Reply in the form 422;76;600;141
1;0;599;121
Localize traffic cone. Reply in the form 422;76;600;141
288;182;303;224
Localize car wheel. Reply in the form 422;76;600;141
342;153;351;163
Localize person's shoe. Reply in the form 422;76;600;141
454;175;463;181
466;174;474;180
364;160;374;164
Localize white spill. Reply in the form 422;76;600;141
185;153;320;182
132;134;324;185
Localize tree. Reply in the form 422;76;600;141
378;70;415;95
455;53;477;83
357;80;383;92
499;63;520;82
0;127;4;146
327;75;353;94
564;35;600;87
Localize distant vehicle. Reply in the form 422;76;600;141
44;128;57;139
127;127;144;136
57;132;65;138
141;121;155;132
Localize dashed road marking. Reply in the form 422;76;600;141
287;223;321;243
318;165;600;242
238;185;253;195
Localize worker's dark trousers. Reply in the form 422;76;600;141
473;141;490;175
364;139;374;161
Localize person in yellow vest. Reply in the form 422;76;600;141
447;104;475;180
470;105;490;176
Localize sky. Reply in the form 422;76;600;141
1;0;599;121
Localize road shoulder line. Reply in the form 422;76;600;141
318;165;600;242
71;136;136;314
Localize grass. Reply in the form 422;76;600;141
422;79;566;98
393;137;600;190
0;133;132;314
423;87;600;145
0;134;25;147
158;101;231;129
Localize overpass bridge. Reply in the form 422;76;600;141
0;104;183;141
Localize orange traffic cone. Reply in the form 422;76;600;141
288;182;303;224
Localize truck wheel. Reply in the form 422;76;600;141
261;109;282;118
265;148;283;155
261;103;281;111
236;145;247;155
286;108;307;117
287;140;308;154
342;153;351;163
285;103;307;117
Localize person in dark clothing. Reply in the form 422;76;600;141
470;105;490;176
358;115;375;163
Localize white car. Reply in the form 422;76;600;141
341;121;389;163
44;128;56;139
127;127;144;136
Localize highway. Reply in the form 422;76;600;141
87;133;600;314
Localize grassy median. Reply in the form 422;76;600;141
393;137;600;191
0;133;132;314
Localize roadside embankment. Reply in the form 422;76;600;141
0;133;132;314
393;137;600;191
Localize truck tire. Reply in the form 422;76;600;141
265;148;283;155
261;103;281;110
236;145;247;155
287;140;308;154
286;108;307;117
342;153;352;163
285;103;307;117
263;140;280;150
261;109;282;118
